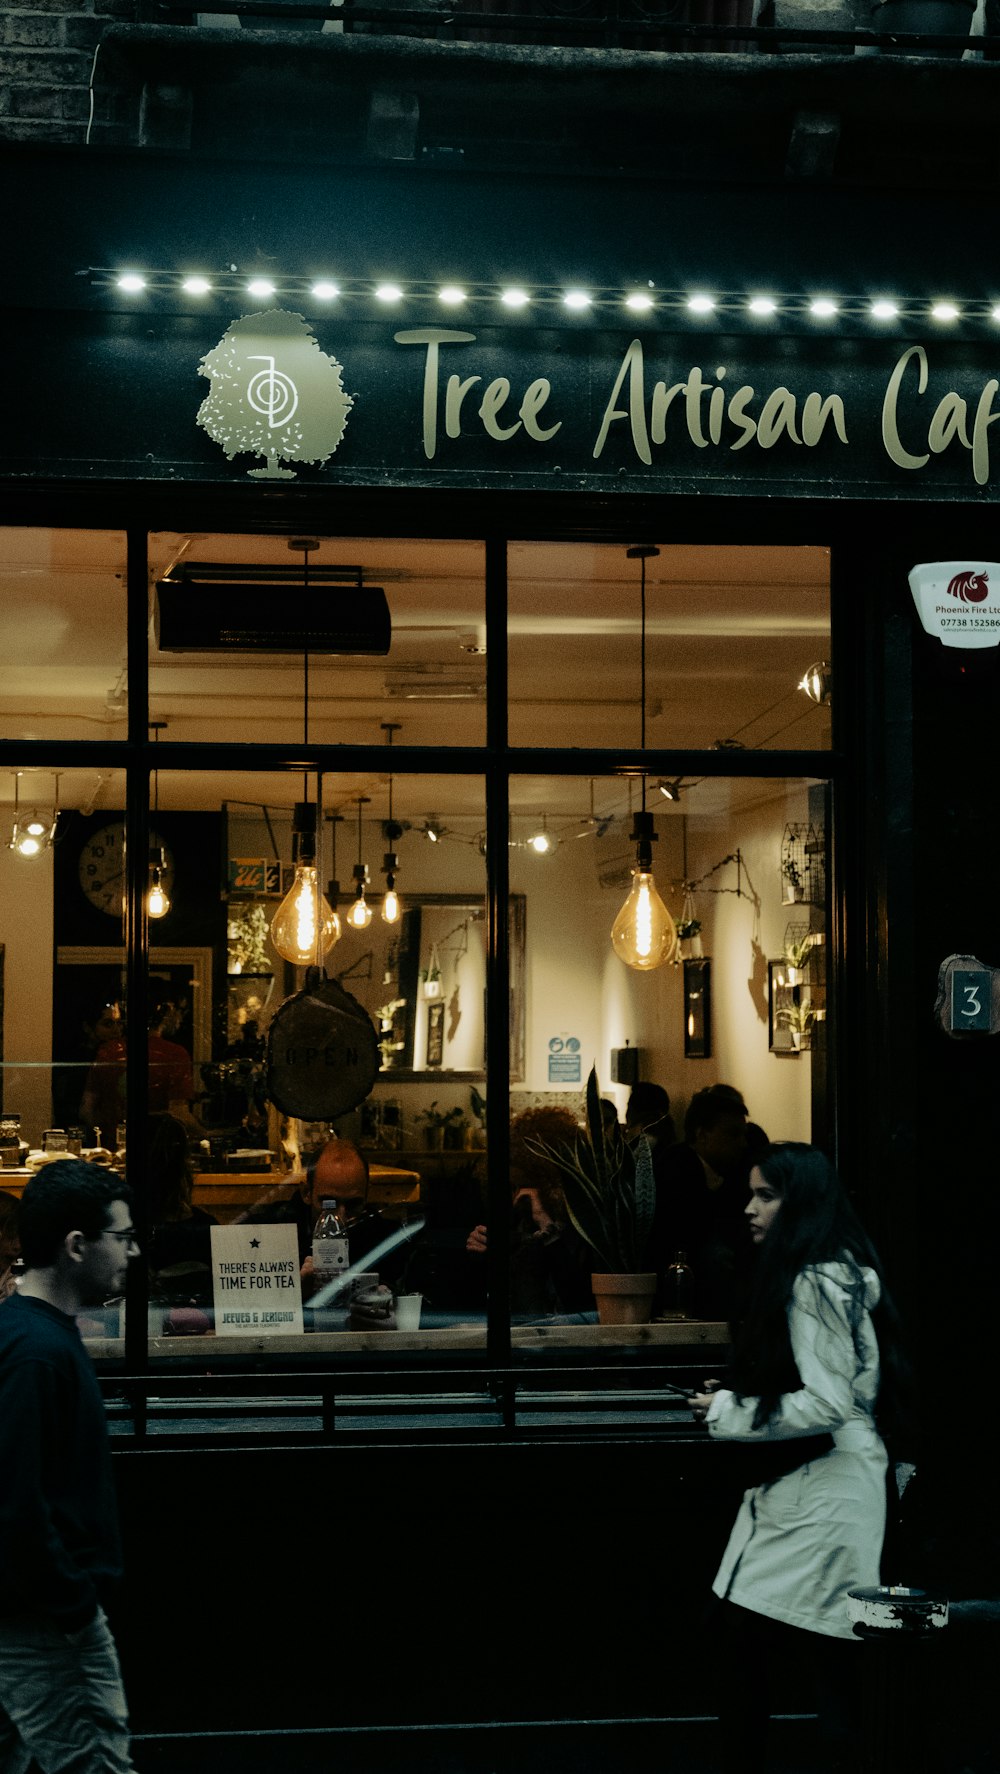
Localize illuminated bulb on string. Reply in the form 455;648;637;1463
611;817;677;973
346;795;373;929
347;881;373;929
382;878;401;924
380;723;404;926
270;803;340;965
147;848;171;920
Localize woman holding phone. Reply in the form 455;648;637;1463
689;1142;910;1774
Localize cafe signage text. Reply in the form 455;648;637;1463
211;1223;304;1335
395;332;1000;488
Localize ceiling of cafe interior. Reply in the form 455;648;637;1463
1;528;830;826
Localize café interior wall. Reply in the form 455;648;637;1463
687;789;813;1144
0;839;54;1140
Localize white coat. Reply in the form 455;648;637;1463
706;1260;887;1641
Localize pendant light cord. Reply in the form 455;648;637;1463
640;551;647;811
302;544;310;804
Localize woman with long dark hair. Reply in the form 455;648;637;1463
689;1142;911;1774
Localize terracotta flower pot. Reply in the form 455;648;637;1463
591;1272;657;1326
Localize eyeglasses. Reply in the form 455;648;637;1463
101;1228;139;1246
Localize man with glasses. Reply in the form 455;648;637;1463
0;1161;139;1774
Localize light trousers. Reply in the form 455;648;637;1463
0;1606;134;1774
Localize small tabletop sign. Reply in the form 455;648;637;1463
934;953;1000;1038
210;1223;303;1335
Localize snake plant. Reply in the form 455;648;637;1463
526;1065;656;1273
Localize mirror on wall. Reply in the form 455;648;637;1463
331;894;525;1082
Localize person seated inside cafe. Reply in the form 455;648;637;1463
236;1136;411;1324
464;1105;594;1319
625;1080;677;1150
146;1111;217;1300
649;1083;756;1321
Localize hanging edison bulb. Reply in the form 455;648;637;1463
611;811;677;971
147;846;171;920
270;803;340;965
382;873;401;925
381;823;403;925
346;871;373;929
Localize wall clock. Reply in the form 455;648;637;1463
77;822;175;918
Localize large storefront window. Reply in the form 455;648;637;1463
139;766;488;1357
504;771;830;1353
2;763;129;1341
0;528;127;743
507;541;832;751
0;522;836;1381
148;533;487;747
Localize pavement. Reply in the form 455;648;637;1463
131;1718;825;1774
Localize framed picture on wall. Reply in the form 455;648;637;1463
683;959;711;1059
426;1001;444;1068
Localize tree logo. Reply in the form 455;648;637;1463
197;309;354;479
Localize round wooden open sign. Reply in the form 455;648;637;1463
266;974;379;1119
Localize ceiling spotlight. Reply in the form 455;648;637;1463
247;278;276;298
501;288;530;309
563;291;593;310
182;276;212;296
423;817;445;843
687;294;716;315
527;818;554;855
625;293;654;312
311;281;340;300
438;286;467;306
9;772;59;858
931;301;960;323
375;283;404;303
748;296;778;316
658;778;683;803
798;660;832;705
117;273;146;293
809;298;839;319
870;300;900;321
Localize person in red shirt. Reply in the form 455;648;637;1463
80;999;198;1150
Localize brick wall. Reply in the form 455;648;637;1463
1;0;139;146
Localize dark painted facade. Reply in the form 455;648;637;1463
3;14;1000;1763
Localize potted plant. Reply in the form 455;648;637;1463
443;1108;468;1151
781;859;806;905
673;914;703;965
782;929;817;986
527;1065;657;1325
417;1102;465;1150
777;1001;817;1052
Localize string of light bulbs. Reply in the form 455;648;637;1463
92;269;1000;332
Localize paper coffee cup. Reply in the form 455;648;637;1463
394;1292;422;1329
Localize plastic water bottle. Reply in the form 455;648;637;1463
664;1250;694;1318
312;1198;350;1288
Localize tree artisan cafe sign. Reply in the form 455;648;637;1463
187;312;1000;499
16;302;1000;497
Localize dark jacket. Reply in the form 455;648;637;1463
0;1293;122;1630
650;1142;751;1320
